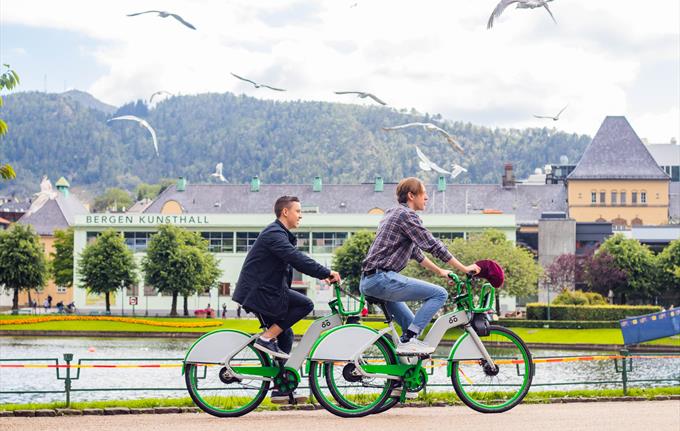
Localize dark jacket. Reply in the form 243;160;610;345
233;220;331;320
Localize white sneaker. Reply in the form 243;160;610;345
396;338;435;355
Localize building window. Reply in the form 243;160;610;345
591;192;597;204
611;191;617;205
86;232;100;245
599;191;606;205
577;192;582;200
632;192;638;205
236;232;259;252
672;166;680;182
201;232;234;253
126;285;139;296
124;232;153;252
631;217;643;225
620;192;626;205
640;192;647;204
296;232;311;253
311;232;348;253
292;269;305;286
218;282;231;296
432;232;465;241
56;286;67;294
143;285;157;296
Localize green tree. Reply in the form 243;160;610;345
598;234;656;303
332;230;375;293
93;188;134;212
78;229;138;312
142;225;221;316
0;64;20;180
657;239;680;304
0;224;47;311
402;229;542;300
50;228;74;288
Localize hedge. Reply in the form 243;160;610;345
526;303;663;321
498;319;621;329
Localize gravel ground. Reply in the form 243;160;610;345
2;401;678;431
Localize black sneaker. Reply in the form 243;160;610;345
253;337;290;359
271;390;308;404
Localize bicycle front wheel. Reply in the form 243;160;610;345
309;335;396;418
185;344;271;417
450;325;533;413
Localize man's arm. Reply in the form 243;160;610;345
263;230;334;280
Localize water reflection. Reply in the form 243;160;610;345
1;337;678;404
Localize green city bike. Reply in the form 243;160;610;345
182;282;382;417
306;272;535;417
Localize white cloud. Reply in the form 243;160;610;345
2;0;678;140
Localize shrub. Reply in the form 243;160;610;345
553;290;588;305
584;292;607;305
526;303;662;321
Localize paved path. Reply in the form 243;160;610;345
2;401;679;431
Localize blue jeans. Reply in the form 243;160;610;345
359;271;448;335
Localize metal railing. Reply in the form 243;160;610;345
1;350;678;407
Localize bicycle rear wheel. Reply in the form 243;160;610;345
450;325;533;413
309;336;396;418
185;344;271;417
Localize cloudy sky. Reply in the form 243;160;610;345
1;0;678;142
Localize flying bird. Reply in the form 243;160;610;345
211;163;227;182
230;73;286;91
533;104;568;121
127;10;196;30
149;90;172;104
383;122;465;154
335;91;387;105
415;146;468;179
487;0;557;29
107;115;159;157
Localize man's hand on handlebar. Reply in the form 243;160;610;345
464;264;481;277
325;270;342;284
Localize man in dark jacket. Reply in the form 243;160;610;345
233;195;341;361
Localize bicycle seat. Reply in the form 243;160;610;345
364;296;392;323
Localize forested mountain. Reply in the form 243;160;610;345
0;90;590;197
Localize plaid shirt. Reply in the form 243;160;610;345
362;204;453;273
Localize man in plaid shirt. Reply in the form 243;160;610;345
361;177;480;355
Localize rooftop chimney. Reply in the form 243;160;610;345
176;177;186;192
437;175;446;192
374;176;384;192
55;176;70;198
502;163;515;188
313;176;322;192
250;176;260;192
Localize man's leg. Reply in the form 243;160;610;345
361;273;415;335
379;272;448;336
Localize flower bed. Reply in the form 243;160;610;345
0;315;222;328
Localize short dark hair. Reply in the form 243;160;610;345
274;196;300;217
396;177;425;204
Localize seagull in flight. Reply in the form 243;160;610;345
335;91;387;105
127;10;197;30
534;105;568;121
383;122;465;154
107;115;159;157
149;90;172;104
487;0;557;29
230;73;286;91
416;146;468;179
211;163;227;182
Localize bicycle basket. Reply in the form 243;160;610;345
331;283;365;317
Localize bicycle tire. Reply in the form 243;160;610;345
450;325;533;413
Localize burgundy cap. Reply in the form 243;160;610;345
475;259;505;288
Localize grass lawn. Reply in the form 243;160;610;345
1;315;678;347
1;386;677;412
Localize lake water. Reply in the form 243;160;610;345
1;336;678;404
